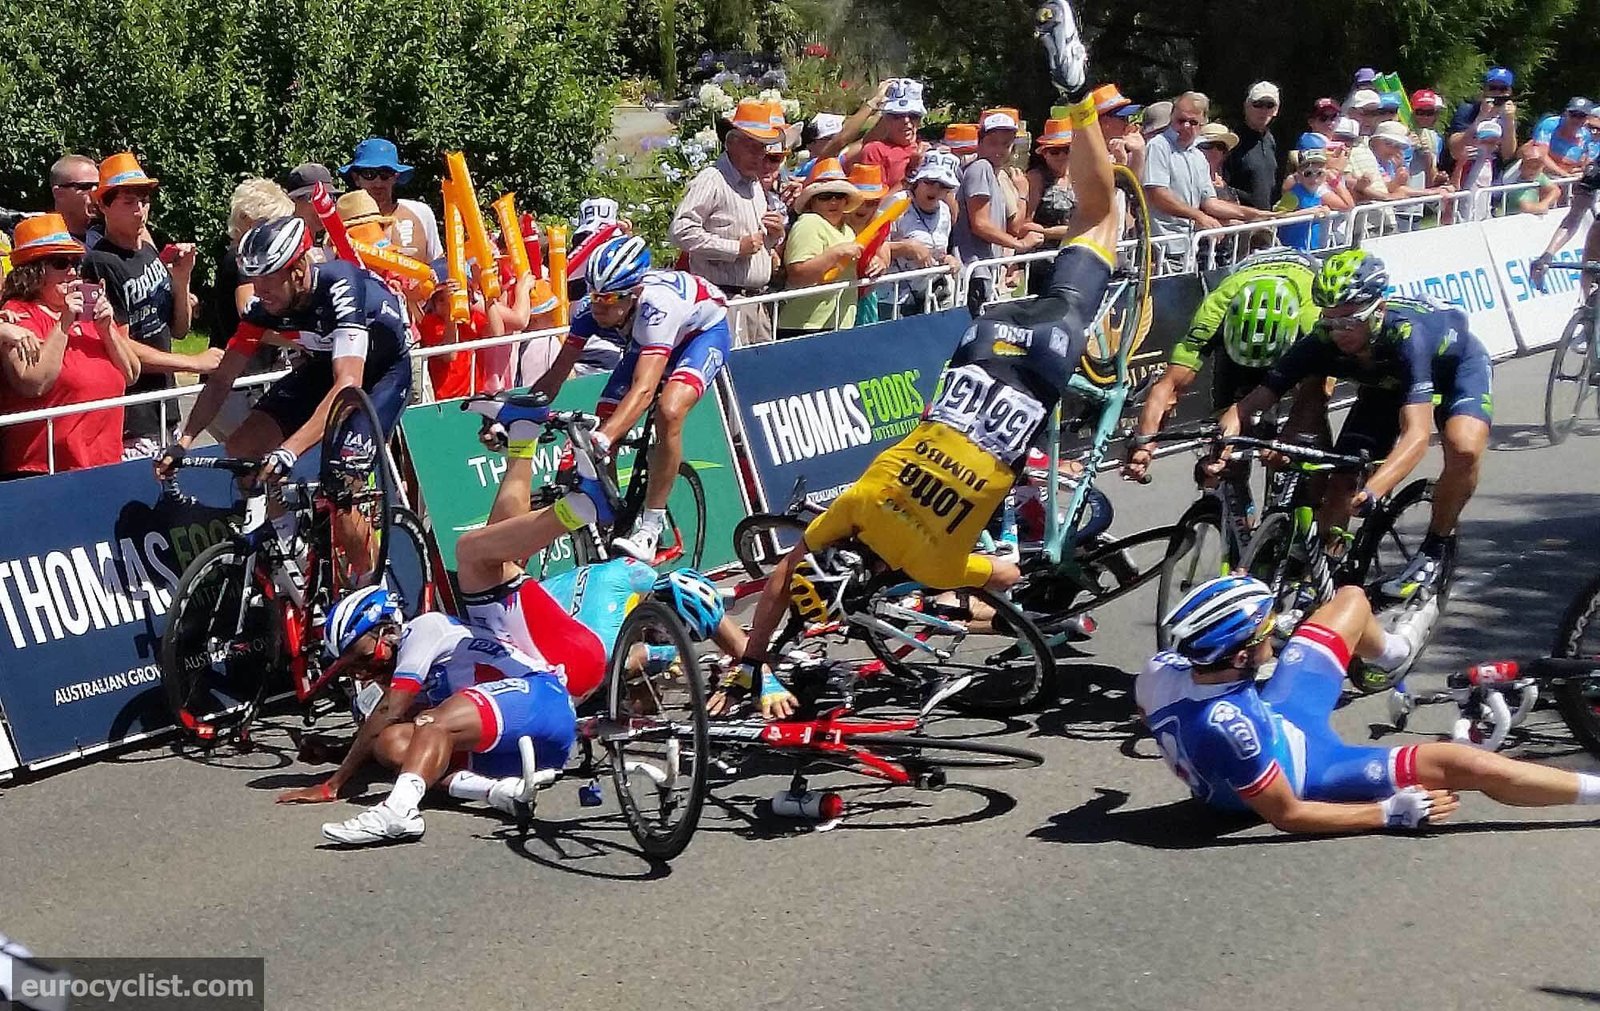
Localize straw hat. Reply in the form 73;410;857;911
10;214;87;266
847;163;886;200
336;190;394;229
795;158;863;213
1198;122;1240;151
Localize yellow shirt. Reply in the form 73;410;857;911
779;214;857;332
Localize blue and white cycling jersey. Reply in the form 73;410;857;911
1136;624;1421;811
390;611;555;707
1531;115;1593;173
539;556;657;654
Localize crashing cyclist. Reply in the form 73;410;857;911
1141;574;1600;835
1123;245;1330;483
1217;249;1493;601
727;0;1119;718
518;235;731;562
1529;162;1600;299
153;216;413;554
276;586;576;846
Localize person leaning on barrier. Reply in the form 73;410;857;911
777;158;879;338
0;215;141;478
886;152;962;316
1142;91;1273;263
954;107;1044;310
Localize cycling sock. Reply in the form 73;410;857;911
1373;630;1412;671
271;511;298;546
639;508;667;532
1420;532;1453;558
1575;773;1600;804
385;772;428;817
444;770;496;803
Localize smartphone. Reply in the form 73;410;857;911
81;281;102;318
1491;95;1511;107
159;243;181;265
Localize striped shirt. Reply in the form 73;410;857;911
668;154;772;292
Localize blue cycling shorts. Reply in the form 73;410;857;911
460;673;577;778
599;319;732;408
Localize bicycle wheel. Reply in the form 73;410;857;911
1079;164;1155;386
1552;571;1600;758
385;506;434;620
861;583;1056;713
603;600;710;860
320;387;396;598
732;512;809;579
1545;310;1595;445
1351;480;1437;598
655;462;706;570
160;541;284;739
852;735;1044;781
1157;499;1226;647
1237;512;1315;623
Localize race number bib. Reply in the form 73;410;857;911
927;364;1047;465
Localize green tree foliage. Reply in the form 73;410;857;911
620;0;808;89
0;0;622;271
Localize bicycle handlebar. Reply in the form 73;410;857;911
1137;425;1371;471
1545;261;1600;274
175;456;261;478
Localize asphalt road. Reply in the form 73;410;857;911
2;351;1597;1011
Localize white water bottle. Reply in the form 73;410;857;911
770;789;844;820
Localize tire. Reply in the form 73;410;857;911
732;513;810;579
1078;166;1153;386
1552;571;1600;759
1237;512;1311;620
1349;479;1438;599
849;734;1044;779
385;506;434;620
320;387;396;599
861;583;1056;713
603;601;710;861
160;541;284;739
1157;499;1226;647
656;462;706;570
1545;310;1595;446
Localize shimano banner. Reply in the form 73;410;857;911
0;455;264;768
1478;213;1587;352
1364;225;1519;358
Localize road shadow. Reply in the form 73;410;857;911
1539;987;1600;1005
1034;661;1146;749
698;770;1023;839
493;813;673;882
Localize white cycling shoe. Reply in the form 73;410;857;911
1378;596;1441;681
1381;552;1442;601
322;804;424;846
1035;0;1089;96
486;776;527;817
612;524;661;563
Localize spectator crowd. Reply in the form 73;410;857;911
1;62;1595;476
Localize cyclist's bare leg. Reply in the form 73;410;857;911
486;455;535;527
456;507;567;595
1318;471;1361;548
391;697;487;788
374;723;414;769
1412;742;1581;806
225;411;290;519
642;380;699;512
1432;414;1489;537
1058;94;1120;259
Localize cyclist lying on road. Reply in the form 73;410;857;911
523;236;731;563
1217;250;1492;601
730;0;1112;718
1124;245;1331;483
1142;575;1600;834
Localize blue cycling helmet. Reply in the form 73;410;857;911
586;235;652;294
1161;575;1276;666
653;568;724;640
324;586;402;659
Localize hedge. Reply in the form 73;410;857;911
0;0;623;276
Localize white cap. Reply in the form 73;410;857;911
811;112;845;140
1333;116;1361;139
910;150;961;188
881;79;927;117
980;110;1020;133
573;197;619;240
1247;81;1280;105
1475;119;1503;140
1349;89;1382;110
1372;121;1414;146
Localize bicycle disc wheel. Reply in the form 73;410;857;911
861;583;1055;713
1545;311;1595;445
603;600;710;860
733;513;809;579
385;506;434;620
1552;571;1600;758
320;387;396;598
160;541;284;739
1157;499;1226;649
655;462;706;570
854;734;1044;780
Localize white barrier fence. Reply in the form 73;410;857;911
0;177;1588;474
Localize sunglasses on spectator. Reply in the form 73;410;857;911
813;192;849;203
354;168;397;181
764;153;786;163
1250;99;1278;110
41;256;80;272
1414;108;1439;116
1197;142;1226;151
1174;116;1203;127
52;180;97;191
1300;167;1326;177
1566;111;1589;119
590;290;635;306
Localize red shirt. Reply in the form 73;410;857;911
854;140;919;189
0;300;127;475
418;308;491;401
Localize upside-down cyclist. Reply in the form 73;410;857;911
522;236;731;563
1123;245;1330;483
1529;162;1600;298
1140;575;1600;834
277;586;577;847
153;216;413;552
1218;249;1493;600
727;0;1117;718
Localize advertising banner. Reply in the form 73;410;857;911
401;380;744;577
1478;212;1588;352
0;456;253;767
1364;225;1519;358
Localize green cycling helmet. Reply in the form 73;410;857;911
1312;249;1390;309
1222;275;1301;368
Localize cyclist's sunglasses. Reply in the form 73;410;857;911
1325;299;1384;330
1242;614;1278;650
590;290;636;306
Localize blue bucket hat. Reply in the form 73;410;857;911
340;138;415;185
1378;92;1401;111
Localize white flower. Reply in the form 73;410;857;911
693;128;719;150
662;165;683;183
698;82;726;106
759;88;783;102
781;99;801;120
666;135;680;148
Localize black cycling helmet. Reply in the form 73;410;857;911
237;215;312;278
